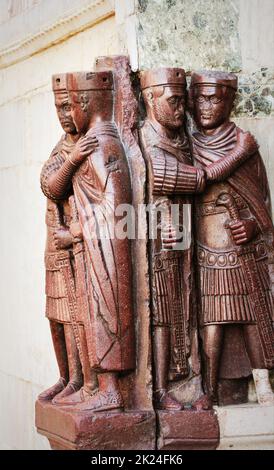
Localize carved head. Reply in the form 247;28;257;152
52;74;77;135
140;68;186;130
190;71;237;131
66;71;114;134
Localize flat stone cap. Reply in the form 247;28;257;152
190;70;238;90
140;67;186;90
66;71;113;91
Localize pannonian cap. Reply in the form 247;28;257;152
66;71;113;91
190;70;238;91
140;67;186;90
52;73;67;92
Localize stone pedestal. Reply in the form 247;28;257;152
216;403;274;450
156;410;220;450
36;400;156;450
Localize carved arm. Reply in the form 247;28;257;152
152;154;206;195
205;131;259;183
40;153;76;201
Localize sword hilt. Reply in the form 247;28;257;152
216;192;240;222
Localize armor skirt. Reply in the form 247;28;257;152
197;241;274;325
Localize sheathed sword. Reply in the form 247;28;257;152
52;201;84;364
216;192;274;367
68;195;95;367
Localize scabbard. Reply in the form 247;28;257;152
57;251;84;364
238;245;274;368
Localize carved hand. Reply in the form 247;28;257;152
69;221;83;242
228;218;259;245
53;228;73;250
161;224;183;250
69;134;99;166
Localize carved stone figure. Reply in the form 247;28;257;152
43;70;135;412
39;74;84;404
139;68;207;410
190;70;274;405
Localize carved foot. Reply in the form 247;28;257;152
52;381;82;405
154;390;183;411
192;394;213;411
74;390;124;412
53;386;98;406
253;369;274;405
38;377;67;401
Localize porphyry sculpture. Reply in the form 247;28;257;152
36;58;274;452
139;68;207;410
190;70;274;405
39;74;91;404
41;70;135;412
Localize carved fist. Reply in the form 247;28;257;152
70;134;99;166
237;130;258;156
228;218;259;245
69;221;83;242
53;228;73;250
162;224;183;250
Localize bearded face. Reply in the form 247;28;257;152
149;86;185;130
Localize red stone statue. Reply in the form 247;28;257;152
42;70;135;412
139;68;207;410
39;74;84;404
190;70;274;405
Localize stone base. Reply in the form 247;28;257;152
35;400;156;450
156;410;220;450
215;403;274;450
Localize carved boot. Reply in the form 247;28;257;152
252;369;274;405
38;377;67;401
74;389;124;412
75;373;124;412
52;381;82;405
54;326;98;406
54;386;98;406
153;326;183;411
154;389;183;411
39;321;70;400
52;323;85;405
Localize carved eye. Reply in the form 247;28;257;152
211;97;222;104
196;96;205;103
64;104;71;112
168;97;177;104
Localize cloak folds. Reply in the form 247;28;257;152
72;123;135;373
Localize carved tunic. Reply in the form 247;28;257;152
140;119;205;379
72;122;135;373
41;135;74;324
192;123;274;326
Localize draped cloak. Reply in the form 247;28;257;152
192;122;274;372
72;122;135;373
